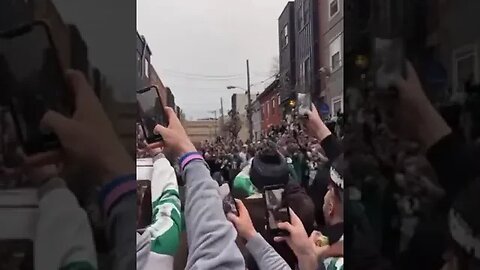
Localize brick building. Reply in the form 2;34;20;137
258;79;282;134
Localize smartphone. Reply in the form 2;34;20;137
0;21;75;155
264;185;290;236
137;85;168;144
0;239;33;269
219;183;238;216
1;109;23;169
297;93;312;117
137;158;153;229
137;180;152;230
0;21;74;155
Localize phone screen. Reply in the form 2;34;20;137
219;183;238;216
137;86;168;144
297;93;312;116
0;239;33;270
265;186;290;233
0;22;74;154
137;180;152;229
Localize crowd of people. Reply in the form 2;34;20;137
137;100;345;270
135;61;480;270
196;119;340;190
0;61;478;270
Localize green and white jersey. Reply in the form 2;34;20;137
233;158;257;198
137;156;182;270
35;178;97;270
323;257;344;270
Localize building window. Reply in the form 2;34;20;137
303;0;309;26
331;96;343;116
298;3;304;30
331;52;341;70
304;57;311;87
144;59;150;78
299;62;305;87
137;54;142;77
329;0;339;20
329;34;343;72
453;44;478;93
282;24;289;48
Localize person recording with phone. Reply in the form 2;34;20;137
136;144;182;270
33;70;135;270
151;107;246;269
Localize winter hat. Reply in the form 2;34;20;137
249;144;290;190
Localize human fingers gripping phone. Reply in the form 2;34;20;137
137;85;169;145
0;21;74;158
264;185;290;236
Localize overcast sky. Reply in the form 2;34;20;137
137;0;290;119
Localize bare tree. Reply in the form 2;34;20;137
222;110;242;139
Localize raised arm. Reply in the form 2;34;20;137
155;107;245;270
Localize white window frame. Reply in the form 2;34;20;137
299;62;305;87
298;3;305;30
329;0;340;20
329;33;343;72
302;1;309;27
331;96;343;116
452;43;479;93
304;56;311;86
144;59;150;78
283;24;289;48
137;54;142;77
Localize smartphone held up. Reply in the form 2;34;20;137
264;185;290;237
136;85;169;145
297;93;312;117
219;183;238;216
0;21;74;158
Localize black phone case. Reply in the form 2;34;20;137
263;185;291;237
136;85;167;144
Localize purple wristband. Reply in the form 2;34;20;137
103;180;136;214
181;153;204;171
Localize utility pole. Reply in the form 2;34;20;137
220;97;224;137
209;110;218;137
213;110;218;137
246;59;253;142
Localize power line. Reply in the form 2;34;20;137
160;68;244;79
250;73;278;87
160;73;244;81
